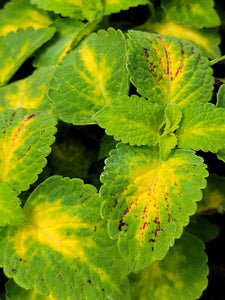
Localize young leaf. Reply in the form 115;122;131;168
161;0;221;29
0;66;55;113
49;28;129;125
94;95;165;147
0;0;52;36
0;27;55;87
30;0;103;21
0;108;57;194
0;182;27;227
33;19;85;68
103;0;149;16
164;103;182;134
100;143;207;272
137;13;221;59
0;176;130;300
6;279;57;300
176;102;225;152
216;84;225;108
127;31;214;108
159;133;177;160
129;233;208;300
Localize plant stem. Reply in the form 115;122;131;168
210;55;225;66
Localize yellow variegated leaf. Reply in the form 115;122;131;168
103;0;148;15
0;67;55;113
100;144;208;272
0;108;57;194
0;0;52;36
127;31;214;108
0;176;130;300
49;28;129;125
0;27;55;86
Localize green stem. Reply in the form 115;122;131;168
210;55;225;66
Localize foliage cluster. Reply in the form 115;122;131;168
1;0;225;299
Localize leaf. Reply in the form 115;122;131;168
176;102;225;152
0;27;55;87
186;216;219;243
103;0;149;16
94;95;165;147
164;103;182;134
129;233;208;300
6;279;57;300
0;182;27;227
33;19;85;68
0;176;130;300
100;143;207;272
31;0;103;21
127;31;214;108
0;66;55;113
216;84;225;108
161;0;221;29
0;108;57;194
197;174;225;213
49;28;129;125
137;13;221;59
159;133;177;160
98;135;117;160
0;0;52;36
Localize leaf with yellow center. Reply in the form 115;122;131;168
129;233;208;300
127;31;214;108
0;27;55;87
0;0;52;36
49;28;129;125
0;176;131;300
161;0;221;29
0;108;57;194
0;67;55;113
100;143;208;272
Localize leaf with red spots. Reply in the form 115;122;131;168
127;31;214;108
100;143;208;272
0;108;57;194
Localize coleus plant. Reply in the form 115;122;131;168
0;0;225;299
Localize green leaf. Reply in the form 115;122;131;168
0;176;130;300
6;279;57;300
137;13;221;59
161;0;221;29
0;108;57;194
33;19;85;68
31;0;103;21
103;0;149;16
159;133;177;160
186;216;219;243
100;143;207;272
0;0;52;36
0;182;27;227
94;95;165;147
197;174;225;213
216;84;225;108
176;102;225;152
127;31;214;108
49;28;129;125
0;66;55;113
0;27;55;87
98;135;117;160
129;233;208;300
164;103;182;134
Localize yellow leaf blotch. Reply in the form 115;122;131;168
80;47;110;105
15;200;88;260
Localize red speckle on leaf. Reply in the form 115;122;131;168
149;238;156;243
26;113;38;121
12;269;17;273
174;182;177;186
144;48;149;59
94;226;97;231
87;280;92;285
